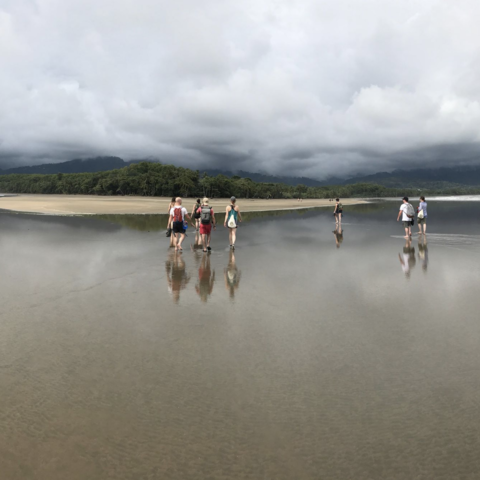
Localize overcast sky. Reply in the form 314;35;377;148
1;0;480;178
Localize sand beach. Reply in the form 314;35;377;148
0;194;366;215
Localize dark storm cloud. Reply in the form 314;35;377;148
1;0;480;178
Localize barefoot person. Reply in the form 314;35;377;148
196;197;216;252
417;196;428;236
169;197;192;252
334;198;343;226
224;196;242;249
397;196;414;238
166;196;176;236
191;198;201;231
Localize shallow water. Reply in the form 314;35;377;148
1;201;480;480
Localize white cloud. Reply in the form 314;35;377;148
1;0;480;177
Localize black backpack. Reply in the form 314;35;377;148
200;206;212;225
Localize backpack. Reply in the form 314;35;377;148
227;205;237;228
173;207;183;223
406;203;415;218
200;206;212;225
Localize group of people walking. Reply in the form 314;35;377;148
397;196;428;238
166;196;242;252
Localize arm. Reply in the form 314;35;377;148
397;207;402;221
224;206;229;226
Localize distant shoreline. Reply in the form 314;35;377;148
0;194;369;216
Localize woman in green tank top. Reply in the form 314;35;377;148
224;196;242;249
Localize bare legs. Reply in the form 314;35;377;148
175;232;186;251
201;233;211;252
229;228;237;246
418;221;427;235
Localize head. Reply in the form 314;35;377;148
336;198;340;202
196;198;201;204
171;197;176;203
420;196;425;201
402;196;409;203
202;197;209;205
175;197;182;205
230;196;236;204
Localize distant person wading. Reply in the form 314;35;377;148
224;196;242;249
334;198;343;225
169;197;192;252
397;196;415;238
192;198;202;231
195;197;216;253
417;196;428;236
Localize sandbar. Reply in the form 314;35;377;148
0;194;367;215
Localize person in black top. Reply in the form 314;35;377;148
334;198;343;226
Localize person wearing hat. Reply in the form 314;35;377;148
224;196;242;249
397;196;414;238
195;197;216;252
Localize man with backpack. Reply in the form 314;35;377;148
169;197;192;252
397;196;415;238
194;197;216;253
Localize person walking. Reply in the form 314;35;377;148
169;197;192;252
191;198;202;231
196;197;216;252
224;196;242;249
333;198;343;226
166;196;176;237
397;196;414;238
417;195;428;236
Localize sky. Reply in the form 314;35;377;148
1;0;480;179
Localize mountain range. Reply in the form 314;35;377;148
2;156;480;188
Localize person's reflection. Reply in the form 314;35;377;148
398;238;416;278
195;253;215;303
192;229;203;251
165;251;190;303
417;235;428;272
333;227;344;248
224;250;241;299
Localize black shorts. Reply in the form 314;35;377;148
172;221;185;234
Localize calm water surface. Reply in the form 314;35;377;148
1;201;480;480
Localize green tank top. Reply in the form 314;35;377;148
228;205;238;221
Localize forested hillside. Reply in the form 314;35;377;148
1;162;479;199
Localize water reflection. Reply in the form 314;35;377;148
165;251;190;303
398;238;416;278
195;253;215;302
418;236;429;272
191;229;203;250
333;226;344;248
224;250;241;299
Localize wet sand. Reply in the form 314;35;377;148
0;194;365;215
1;202;480;480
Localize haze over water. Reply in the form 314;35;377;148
1;201;480;480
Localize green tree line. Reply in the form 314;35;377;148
1;162;479;199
